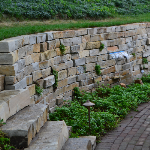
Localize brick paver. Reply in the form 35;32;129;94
96;102;150;150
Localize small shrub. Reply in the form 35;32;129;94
60;43;66;55
143;58;148;64
95;65;101;75
99;43;105;51
132;53;135;57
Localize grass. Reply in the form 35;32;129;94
0;13;150;41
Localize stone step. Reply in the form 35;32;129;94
80;136;96;150
25;121;69;150
1;103;48;148
62;138;92;150
0;89;31;122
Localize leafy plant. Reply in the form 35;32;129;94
35;85;43;96
143;58;148;64
0;120;15;150
52;69;58;90
95;65;101;75
60;43;66;55
99;43;105;51
132;53;135;57
141;73;150;83
50;80;150;138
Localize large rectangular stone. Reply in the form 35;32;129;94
73;58;85;67
67;67;77;76
43;75;55;89
0;89;31;122
0;40;15;52
58;70;67;81
0;64;18;76
26;84;35;97
70;45;80;54
0;51;18;65
102;66;116;75
67;75;76;85
5;77;27;90
5;76;17;85
2;103;48;148
86;42;100;50
32;70;42;81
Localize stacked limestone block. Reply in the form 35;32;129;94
0;23;150;110
0;75;4;91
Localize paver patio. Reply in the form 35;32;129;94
96;102;150;150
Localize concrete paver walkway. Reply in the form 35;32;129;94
96;102;150;150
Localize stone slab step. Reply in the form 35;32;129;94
25;121;69;150
62;138;92;150
0;89;31;122
1;103;48;148
80;136;96;150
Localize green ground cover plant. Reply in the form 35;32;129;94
50;82;150;138
95;65;101;75
143;58;148;64
0;0;149;20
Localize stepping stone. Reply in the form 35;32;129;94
1;103;48;148
25;121;69;150
62;138;92;150
0;89;31;122
80;136;96;150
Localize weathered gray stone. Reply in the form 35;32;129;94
61;54;71;63
0;40;15;52
54;56;61;65
26;45;33;55
86;56;97;63
32;70;42;81
60;38;72;46
29;34;37;45
18;46;27;59
77;73;87;81
56;95;63;105
77;66;85;74
32;62;39;71
37;33;46;43
71;37;82;45
25;121;69;150
75;29;87;36
45;32;54;41
68;75;76;85
65;60;73;68
143;50;150;57
5;76;17;85
0;89;31;122
58;70;67;81
5;77;27;90
73;58;86;67
2;103;48;148
62;138;92;150
43;75;55;88
70;45;80;53
89;49;99;56
18;59;25;71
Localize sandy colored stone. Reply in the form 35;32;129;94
120;83;126;88
58;70;67;81
86;41;100;50
58;78;68;88
102;66;116;75
26;84;35;97
0;75;4;91
53;31;64;39
107;46;118;52
33;43;40;53
0;65;17;76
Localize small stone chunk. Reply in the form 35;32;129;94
120;83;127;88
135;79;143;85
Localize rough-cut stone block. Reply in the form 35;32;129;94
94;76;102;83
77;66;85;74
86;41;100;50
58;70;67;81
82;35;90;43
43;75;55;89
62;138;92;150
67;67;76;76
75;29;87;36
18;46;27;59
89;49;99;56
0;89;31;122
42;68;51;78
79;50;89;58
5;76;17;85
32;70;42;81
86;56;97;63
26;75;33;85
29;34;36;45
58;78;68;88
63;30;75;38
0;40;15;52
18;59;25;71
37;33;46;43
26;84;35;97
2;103;48;148
40;42;47;52
33;43;40;53
65;60;73;68
107;46;118;52
77;73;87;81
5;77;27;90
71;37;82;45
0;51;18;65
67;75;76;85
56;95;63;105
0;75;4;91
0;65;17;76
65;82;79;92
45;31;54;41
86;63;95;72
25;55;33;66
60;38;72;47
31;53;40;62
102;66;116;75
25;121;69;150
70;45;80;53
22;35;29;46
73;58;85;67
39;61;49;69
53;31;64;39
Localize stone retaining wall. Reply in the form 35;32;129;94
0;23;150;111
